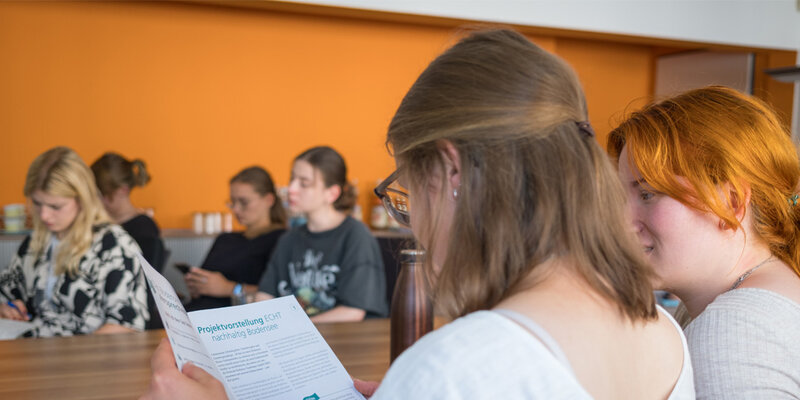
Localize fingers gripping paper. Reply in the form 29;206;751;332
138;255;365;400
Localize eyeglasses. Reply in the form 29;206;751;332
226;197;252;210
374;169;410;227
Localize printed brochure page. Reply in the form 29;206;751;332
138;255;365;400
138;255;227;394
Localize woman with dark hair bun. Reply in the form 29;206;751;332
255;146;388;323
184;166;286;311
91;152;164;272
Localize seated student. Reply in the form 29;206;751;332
141;29;692;400
609;86;800;398
184;166;286;311
0;147;149;336
254;146;388;323
92;152;165;329
91;152;164;271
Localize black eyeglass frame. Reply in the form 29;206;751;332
373;169;410;227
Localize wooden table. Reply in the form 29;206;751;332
0;319;392;400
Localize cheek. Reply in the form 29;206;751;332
408;199;425;242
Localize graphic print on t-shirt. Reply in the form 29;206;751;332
277;249;340;316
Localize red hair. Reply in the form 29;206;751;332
608;86;800;277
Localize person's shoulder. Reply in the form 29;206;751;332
95;223;140;255
214;231;245;243
397;310;581;370
687;288;800;354
380;312;507;388
122;214;160;236
15;235;32;257
277;226;306;243
338;217;377;243
341;216;370;233
700;288;800;323
687;289;800;397
255;228;286;242
404;311;510;352
377;311;588;398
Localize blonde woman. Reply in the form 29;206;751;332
0;147;149;337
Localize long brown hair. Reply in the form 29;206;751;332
294;146;357;212
608;86;800;278
230;166;287;227
387;29;656;320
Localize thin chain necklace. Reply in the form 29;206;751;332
729;256;774;291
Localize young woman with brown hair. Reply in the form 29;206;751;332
91;152;165;271
184;166;287;311
255;146;388;323
141;29;693;399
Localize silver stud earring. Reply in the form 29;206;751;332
453;188;458;199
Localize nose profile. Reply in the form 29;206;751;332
287;179;300;194
624;200;645;235
39;206;52;224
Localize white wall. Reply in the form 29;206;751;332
654;51;754;96
286;0;800;51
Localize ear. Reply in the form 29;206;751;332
435;140;461;193
324;184;342;206
718;181;751;230
728;182;751;223
263;193;275;209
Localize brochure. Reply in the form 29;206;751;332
138;254;365;400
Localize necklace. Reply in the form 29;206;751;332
729;256;774;291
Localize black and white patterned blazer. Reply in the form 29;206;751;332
0;224;149;337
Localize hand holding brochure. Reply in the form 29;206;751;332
138;254;365;400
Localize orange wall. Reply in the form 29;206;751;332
0;2;654;228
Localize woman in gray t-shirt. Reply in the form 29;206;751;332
609;86;800;399
255;146;388;322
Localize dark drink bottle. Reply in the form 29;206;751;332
390;249;433;363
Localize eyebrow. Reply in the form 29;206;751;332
629;180;651;189
32;199;67;207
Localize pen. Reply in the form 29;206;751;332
6;301;31;319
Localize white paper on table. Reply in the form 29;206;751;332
0;319;34;340
138;254;365;400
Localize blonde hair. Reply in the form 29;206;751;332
388;29;657;320
608;86;800;278
25;147;110;276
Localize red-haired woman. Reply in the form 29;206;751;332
609;86;800;398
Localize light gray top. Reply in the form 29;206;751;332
686;288;800;399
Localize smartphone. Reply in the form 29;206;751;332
175;263;191;274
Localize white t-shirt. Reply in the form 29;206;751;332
373;307;694;399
